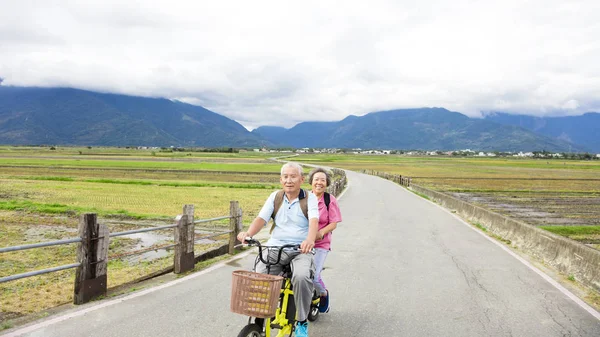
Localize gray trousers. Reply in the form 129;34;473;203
255;249;315;322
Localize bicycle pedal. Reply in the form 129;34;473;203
270;323;283;329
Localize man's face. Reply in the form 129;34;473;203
280;166;304;194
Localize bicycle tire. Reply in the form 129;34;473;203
237;323;262;337
308;290;320;322
308;304;320;322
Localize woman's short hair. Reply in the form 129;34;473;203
308;167;331;187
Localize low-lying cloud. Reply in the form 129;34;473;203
1;0;599;129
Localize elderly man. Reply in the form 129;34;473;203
237;162;319;337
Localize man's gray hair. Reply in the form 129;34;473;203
280;162;303;176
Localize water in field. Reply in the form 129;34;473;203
123;231;219;262
125;232;172;262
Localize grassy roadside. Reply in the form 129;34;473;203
0;210;235;325
0;241;253;331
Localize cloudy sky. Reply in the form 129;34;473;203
1;0;599;129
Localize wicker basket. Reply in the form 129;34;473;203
230;270;284;318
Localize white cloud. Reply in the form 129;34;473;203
1;0;599;129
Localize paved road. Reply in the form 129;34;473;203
4;171;600;337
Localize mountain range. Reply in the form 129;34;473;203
0;86;266;147
252;108;590;152
0;85;598;152
483;112;600;152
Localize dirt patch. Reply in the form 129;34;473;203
450;192;600;249
24;225;78;242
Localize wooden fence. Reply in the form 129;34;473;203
0;202;243;305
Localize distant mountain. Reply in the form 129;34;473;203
253;108;586;152
0;86;267;147
484;112;600;152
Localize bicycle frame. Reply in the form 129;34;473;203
264;277;294;337
248;239;299;337
236;238;318;337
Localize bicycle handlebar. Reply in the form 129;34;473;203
243;237;300;266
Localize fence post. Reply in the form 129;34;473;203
74;213;108;304
237;207;244;235
229;201;241;254
183;204;195;257
174;204;195;274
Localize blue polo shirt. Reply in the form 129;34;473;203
258;190;319;246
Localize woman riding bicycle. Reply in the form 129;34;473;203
237;162;319;337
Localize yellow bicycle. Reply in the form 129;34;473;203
232;238;320;337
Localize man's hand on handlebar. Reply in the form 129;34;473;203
237;231;250;244
300;239;315;254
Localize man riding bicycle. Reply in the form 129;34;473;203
237;162;319;337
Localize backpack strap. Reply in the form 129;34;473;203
270;189;309;234
298;189;309;219
324;192;330;211
270;190;285;234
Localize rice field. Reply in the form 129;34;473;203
299;153;600;250
0;147;297;323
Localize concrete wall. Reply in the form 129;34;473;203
409;184;600;292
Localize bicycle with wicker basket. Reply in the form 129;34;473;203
231;238;320;337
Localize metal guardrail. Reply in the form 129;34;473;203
0;214;236;284
194;215;231;224
109;223;178;238
0;237;82;253
0;263;81;283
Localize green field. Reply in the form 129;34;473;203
0;147;298;322
298;153;600;249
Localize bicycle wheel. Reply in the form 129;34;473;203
237;323;262;337
308;304;320;322
308;290;320;322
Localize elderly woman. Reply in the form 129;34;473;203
308;167;342;314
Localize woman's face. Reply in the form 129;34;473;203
311;172;328;194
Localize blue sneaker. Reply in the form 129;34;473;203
295;321;309;337
319;290;330;313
